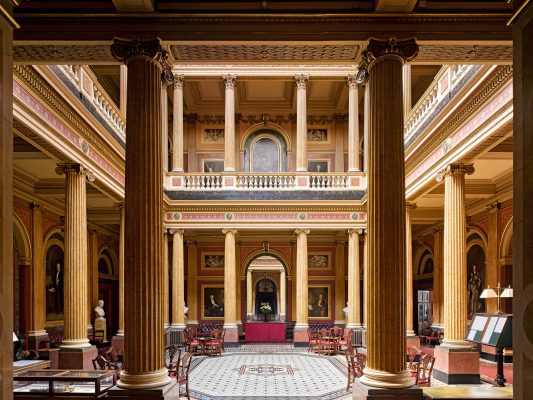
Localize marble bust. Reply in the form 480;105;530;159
94;299;105;320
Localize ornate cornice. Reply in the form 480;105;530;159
165;205;366;212
406;65;513;175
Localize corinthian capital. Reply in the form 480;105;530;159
294;74;309;89
436;163;475;182
55;163;95;182
347;75;359;89
222;75;237;89
367;38;419;64
174;75;185;89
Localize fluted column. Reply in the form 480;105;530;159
295;75;309;172
171;229;185;328
406;203;417;336
294;229;310;328
172;76;184;172
29;204;46;338
163;229;169;329
223;228;238;343
280;269;287;321
111;38;172;389
120;65;127;114
363;84;369;172
363;231;368;327
56;163;94;348
432;228;443;327
161;83;169;172
347;229;361;328
347;76;360;172
223;75;237;172
116;202;125;336
334;241;346;324
358;38;418;389
402;64;412;119
437;163;475;348
246;269;253;319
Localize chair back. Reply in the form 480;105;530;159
355;353;366;377
165;344;181;374
183;328;190;343
331;326;343;338
220;328;226;341
188;326;198;339
178;352;193;380
415;353;435;386
407;345;420;374
307;327;315;340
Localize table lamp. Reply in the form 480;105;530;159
480;282;513;314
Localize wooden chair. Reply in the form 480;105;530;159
346;347;366;390
414;353;435;386
407;345;420;376
330;326;343;339
177;352;192;399
337;329;353;355
92;355;121;379
165;344;181;377
307;327;319;353
183;329;199;355
220;328;226;352
205;329;223;356
317;328;336;356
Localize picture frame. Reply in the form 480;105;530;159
201;252;225;270
308;284;331;320
308;253;331;269
203;160;224;173
307;160;329;173
307;128;328;142
201;284;225;320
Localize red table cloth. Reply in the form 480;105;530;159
245;322;286;342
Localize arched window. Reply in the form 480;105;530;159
244;129;288;172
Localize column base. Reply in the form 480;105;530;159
58;346;98;370
433;346;480;384
110;378;178;399
38;348;59;369
293;325;309;347
117;369;172;389
360;368;413;389
223;324;239;347
27;331;49;351
352;379;422;400
112;335;125;356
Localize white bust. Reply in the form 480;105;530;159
94;299;105;320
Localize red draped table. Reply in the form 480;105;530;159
245;322;286;342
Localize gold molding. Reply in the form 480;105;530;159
165;205;366;212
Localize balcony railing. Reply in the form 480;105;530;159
167;172;366;192
404;64;480;146
53;65;126;143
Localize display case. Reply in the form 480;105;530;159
14;370;116;399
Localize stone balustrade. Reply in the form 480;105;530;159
167;172;366;192
54;65;126;143
404;64;476;146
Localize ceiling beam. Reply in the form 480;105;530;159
112;0;154;13
375;0;417;12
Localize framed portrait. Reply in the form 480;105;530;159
201;252;225;270
203;160;224;173
308;253;331;269
307;160;329;173
308;285;331;320
201;284;225;320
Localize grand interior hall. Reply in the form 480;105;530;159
1;1;532;400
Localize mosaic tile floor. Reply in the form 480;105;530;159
188;352;351;400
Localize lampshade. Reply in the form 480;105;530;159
480;287;497;299
501;286;513;298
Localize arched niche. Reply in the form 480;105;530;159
43;230;65;321
242;128;289;172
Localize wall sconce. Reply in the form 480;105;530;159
480;282;513;314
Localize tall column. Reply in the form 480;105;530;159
28;204;47;348
406;202;417;337
116;202;125;336
0;11;14;400
434;163;479;384
346;229;361;328
293;228;310;345
88;227;99;332
356;38;419;393
512;6;533;398
223;75;237;172
347;75;360;172
186;241;198;324
120;65;127;115
334;241;346;324
235;241;242;326
485;202;500;314
402;64;412;119
171;229;185;329
161;83;169;172
280;269;287;322
432;228;443;328
363;231;368;327
437;163;475;347
111;38;172;390
222;229;239;345
295;75;309;172
163;229;169;329
172;75;184;172
246;269;253;320
363;84;369;172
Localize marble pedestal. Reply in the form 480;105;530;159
433;346;480;384
352;379;423;400
58;346;98;370
293;327;309;347
223;326;240;348
108;381;179;400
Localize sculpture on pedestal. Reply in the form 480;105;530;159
94;299;107;341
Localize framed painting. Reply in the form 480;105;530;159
308;284;331;320
201;252;225;270
201;284;225;320
307;160;329;173
308;253;331;269
203;160;224;173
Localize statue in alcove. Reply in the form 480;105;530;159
468;265;482;318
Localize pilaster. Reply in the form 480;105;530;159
170;229;185;329
186;241;198;324
29;203;47;347
172;75;184;172
405;203;417;337
295;75;309;172
293;228;310;346
222;228;239;346
432;228;444;328
334;240;347;324
347;230;361;329
347;75;360;172
485;202;500;314
223;75;237;172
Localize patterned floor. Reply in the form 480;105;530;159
188;349;351;400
